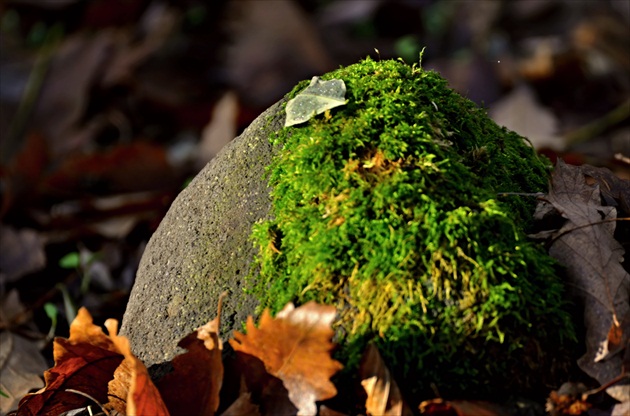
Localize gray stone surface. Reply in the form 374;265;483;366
119;99;285;367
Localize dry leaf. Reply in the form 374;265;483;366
359;343;411;416
612;400;629;416
234;354;298;415
489;84;563;150
545;382;591;416
581;164;630;215
157;316;224;416
105;318;169;416
17;308;124;415
229;301;343;415
419;398;504;416
220;392;260;416
532;160;630;401
17;308;169;416
198;91;239;167
0;332;47;414
318;404;349;416
0;225;46;284
0;290;31;329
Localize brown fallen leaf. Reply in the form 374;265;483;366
318;404;349;416
157;308;224;415
233;354;298;415
0;225;46;284
532;160;630;402
198;91;239;168
418;398;504;416
359;343;411;416
489;84;562;150
105;318;170;416
219;392;260;416
0;332;47;414
17;308;124;415
545;382;591;416
581;164;630;216
17;307;169;416
229;301;343;415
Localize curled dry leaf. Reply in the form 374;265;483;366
532;160;630;402
229;301;343;415
17;308;124;415
157;315;224;416
16;307;168;416
359;343;411;416
105;319;169;416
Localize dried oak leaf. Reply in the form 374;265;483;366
532;160;630;402
229;301;343;415
359;343;411;416
157;316;223;416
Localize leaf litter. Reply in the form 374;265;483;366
532;159;630;404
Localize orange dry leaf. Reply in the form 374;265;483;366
17;307;168;416
359;344;411;416
105;319;170;416
157;316;224;416
229;301;343;415
17;308;124;415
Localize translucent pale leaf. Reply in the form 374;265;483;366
285;77;347;127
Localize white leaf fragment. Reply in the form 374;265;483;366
285;76;347;127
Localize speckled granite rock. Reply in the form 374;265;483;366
119;99;285;367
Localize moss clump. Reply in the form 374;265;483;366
251;58;574;398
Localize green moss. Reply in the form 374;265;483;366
251;58;574;398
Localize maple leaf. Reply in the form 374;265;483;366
229;301;343;415
532;160;630;402
359;343;411;416
17;308;124;415
17;308;169;416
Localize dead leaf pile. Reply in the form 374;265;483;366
532;159;630;411
11;300;512;416
12;301;343;416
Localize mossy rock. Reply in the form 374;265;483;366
250;57;575;398
121;56;575;401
